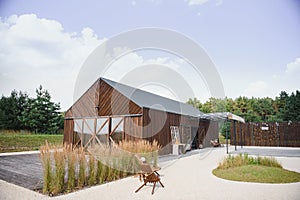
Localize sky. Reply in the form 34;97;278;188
0;0;299;111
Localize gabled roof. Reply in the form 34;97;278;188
101;78;203;117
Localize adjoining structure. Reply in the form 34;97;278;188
64;77;219;155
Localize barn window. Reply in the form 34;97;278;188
96;118;109;134
74;119;83;133
112;117;124;132
96;117;109;144
111;117;124;143
82;119;94;146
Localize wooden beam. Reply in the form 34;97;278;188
109;118;124;136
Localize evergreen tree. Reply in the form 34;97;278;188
0;90;30;130
284;91;300;121
21;85;63;133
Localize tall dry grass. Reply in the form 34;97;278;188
66;145;76;191
77;148;86;188
217;153;282;169
40;142;52;194
40;139;160;196
88;154;96;185
52;146;65;195
118;140;160;167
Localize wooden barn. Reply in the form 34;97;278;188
64;78;219;155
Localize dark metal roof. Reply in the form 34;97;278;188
101;77;203;117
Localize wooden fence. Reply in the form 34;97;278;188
230;122;300;147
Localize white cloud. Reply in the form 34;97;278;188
103;53;210;104
285;57;300;75
0;14;215;111
0;14;105;110
185;0;209;6
242;80;269;97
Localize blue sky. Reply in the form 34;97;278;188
0;0;299;110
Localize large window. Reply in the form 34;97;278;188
73;117;124;147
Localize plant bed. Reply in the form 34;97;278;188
212;154;300;183
39;140;160;196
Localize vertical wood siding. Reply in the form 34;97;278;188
124;116;143;141
231;122;300;147
65;80;99;118
142;108;215;155
98;80;142;116
63;119;74;145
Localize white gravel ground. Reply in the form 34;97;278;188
0;146;299;200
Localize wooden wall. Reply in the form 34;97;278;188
124;116;143;141
65;80;99;118
142;108;213;155
98;80;142;116
230;122;300;147
63;119;74;145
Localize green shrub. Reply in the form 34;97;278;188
221;121;231;139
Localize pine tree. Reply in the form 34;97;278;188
21;85;63;133
0;90;30;130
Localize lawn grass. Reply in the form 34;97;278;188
0;130;63;153
213;165;300;183
213;154;300;183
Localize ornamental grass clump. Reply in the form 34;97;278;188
40;139;161;196
52;146;65;195
77;148;86;188
88;154;96;185
118;140;160;167
96;160;104;184
66;146;76;191
40;142;52;194
217;153;282;170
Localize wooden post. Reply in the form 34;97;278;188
226;120;229;154
81;119;84;148
240;122;243;149
108;117;112;147
251;123;254;146
234;121;237;151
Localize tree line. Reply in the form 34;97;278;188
187;90;300;123
0;86;64;133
